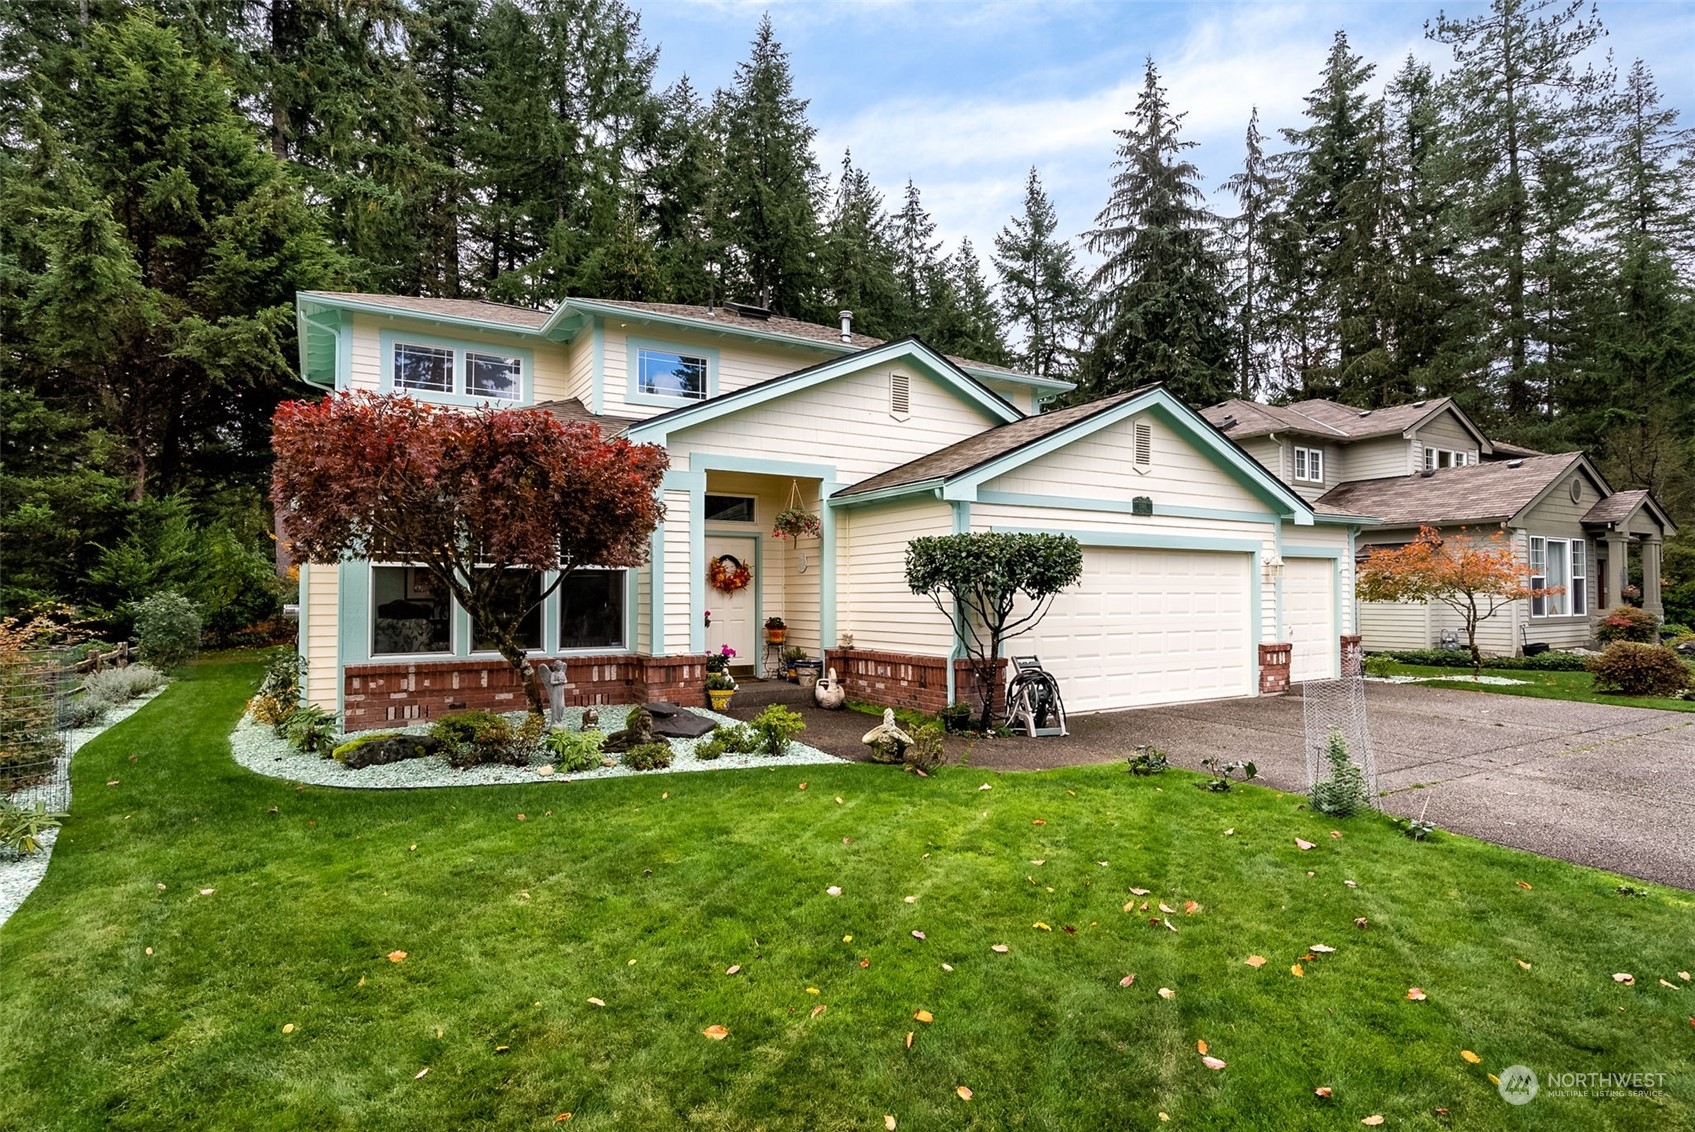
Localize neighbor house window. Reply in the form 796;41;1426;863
390;338;525;402
636;347;708;400
471;568;543;653
1424;448;1474;469
704;494;756;523
559;569;627;651
1530;536;1582;617
1293;446;1324;482
371;566;452;655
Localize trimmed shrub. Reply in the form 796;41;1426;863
693;723;758;761
1372;649;1589;672
431;710;527;768
1596;605;1659;645
903;723;948;773
82;664;166;707
1585;643;1693;697
57;695;108;730
1659;623;1691;640
133;591;202;669
544;729;605;773
750;704;806;756
621;740;673;771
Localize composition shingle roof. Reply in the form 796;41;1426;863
1202;396;1481;443
1579;488;1650;525
302;291;552;329
833;390;1149;498
532;398;639;430
1312;453;1584;525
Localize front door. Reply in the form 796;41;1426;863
704;536;757;670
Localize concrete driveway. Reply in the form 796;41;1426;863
1064;683;1695;889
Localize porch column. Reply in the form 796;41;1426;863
1603;534;1629;611
1643;535;1664;619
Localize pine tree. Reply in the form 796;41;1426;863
820;150;902;338
715;14;822;315
893;179;941;333
1221;110;1276;399
410;0;481;296
1082;58;1232;405
1427;0;1611;418
928;239;1007;363
646;76;717;303
993;167;1084;381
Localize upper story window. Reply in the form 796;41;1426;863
1293;445;1325;483
384;332;529;405
1424;447;1474;469
637;347;709;401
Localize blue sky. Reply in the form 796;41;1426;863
634;0;1695;268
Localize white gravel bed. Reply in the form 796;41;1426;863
0;686;168;929
1369;674;1530;686
230;705;842;790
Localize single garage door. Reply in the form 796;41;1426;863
1284;557;1338;682
1023;547;1254;713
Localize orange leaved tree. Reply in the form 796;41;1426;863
271;392;668;716
1355;526;1560;676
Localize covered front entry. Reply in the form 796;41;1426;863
1021;547;1256;713
1284;556;1339;682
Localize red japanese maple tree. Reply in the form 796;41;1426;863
271;392;667;715
1356;525;1559;676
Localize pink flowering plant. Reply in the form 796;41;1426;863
706;644;737;673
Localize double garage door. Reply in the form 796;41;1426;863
1018;547;1341;714
1023;547;1254;714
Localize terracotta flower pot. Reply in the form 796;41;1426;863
766;628;787;644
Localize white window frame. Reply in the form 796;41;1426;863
1424;447;1475;470
1293;445;1324;483
1529;536;1585;617
380;330;531;406
629;340;717;405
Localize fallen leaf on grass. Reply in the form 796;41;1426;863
885;1116;897;1131
979;783;992;791
1245;955;1267;968
145;947;153;956
1660;979;1682;990
1185;901;1200;915
1197;1039;1208;1054
1406;987;1427;1000
1162;918;1177;933
1030;859;1046;866
798;782;807;790
1032;922;1051;931
1315;1087;1332;1098
199;888;215;896
555;1115;572;1124
1031;819;1046;826
1344;880;1358;889
942;963;953;972
904;895;917;904
1354;918;1370;929
1310;944;1336;954
905;1031;914;1049
810;1004;826;1019
1613;973;1635;985
826;886;842;896
1158;1114;1170;1122
807;987;820;995
517;814;526;821
1461;1050;1482;1064
155;883;166;891
1361;1117;1384;1127
725;965;740;976
992;944;1010;953
911;930;926;940
414;1068;429;1080
844;935;853;942
1679;971;1691;981
1294;838;1316;851
1330;831;1342;839
956;1086;973;1101
1119;974;1136;987
703;1025;729;1040
1517;959;1532;971
861;958;871;969
282;1023;295;1034
1158;903;1176;914
842;837;853;845
1201;1055;1227;1070
1063;924;1079;935
1223;828;1234;836
914;1010;934;1023
1516;881;1533;890
106;780;119;787
1129;887;1150;896
587;997;606;1007
1291;964;1304;978
835;797;844;805
388;951;407;963
1157;987;1175;999
495;1045;509;1053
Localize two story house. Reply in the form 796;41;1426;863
292;292;1370;730
1201;396;1677;656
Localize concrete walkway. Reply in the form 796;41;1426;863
745;682;1695;890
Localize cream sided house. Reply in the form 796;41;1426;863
292;292;1369;731
1200;396;1677;657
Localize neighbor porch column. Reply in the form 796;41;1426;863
1642;535;1664;620
1603;534;1629;611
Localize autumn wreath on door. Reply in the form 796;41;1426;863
708;553;752;594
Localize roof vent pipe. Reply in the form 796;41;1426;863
840;310;853;343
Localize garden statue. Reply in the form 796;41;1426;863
603;706;657;753
861;708;912;764
537;661;569;726
814;667;846;710
581;706;600;731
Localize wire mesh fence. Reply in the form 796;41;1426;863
1;651;74;813
1301;675;1378;809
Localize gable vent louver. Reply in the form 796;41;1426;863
1134;422;1152;467
890;371;911;420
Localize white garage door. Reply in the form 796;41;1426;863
1285;557;1338;682
1022;547;1254;714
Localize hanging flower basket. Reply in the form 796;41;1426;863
708;554;752;594
772;507;821;541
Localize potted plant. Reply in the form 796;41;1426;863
772;507;821;540
780;645;808;681
705;671;737;711
939;702;972;733
705;644;736;674
764;615;787;644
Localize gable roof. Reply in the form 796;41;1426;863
623;336;1023;444
1313;453;1587;526
1580;488;1678;535
834;385;1316;522
300;291;552;332
1202;395;1490;449
532;397;640;430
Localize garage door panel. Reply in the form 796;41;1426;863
1285;557;1338;682
1027;547;1254;713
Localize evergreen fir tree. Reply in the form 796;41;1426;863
1082;58;1232;405
409;0;481;296
1221;109;1276;400
993;166;1084;381
930;239;1007;364
893;179;941;334
820;150;902;338
646;76;717;303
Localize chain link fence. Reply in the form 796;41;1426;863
1301;676;1378;808
1;651;75;813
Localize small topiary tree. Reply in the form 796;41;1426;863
1310;728;1372;816
132;591;202;669
905;532;1083;730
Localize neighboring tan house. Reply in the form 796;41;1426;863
292;292;1365;730
1201;396;1678;656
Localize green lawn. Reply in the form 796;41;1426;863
1383;663;1695;713
2;656;1691;1131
